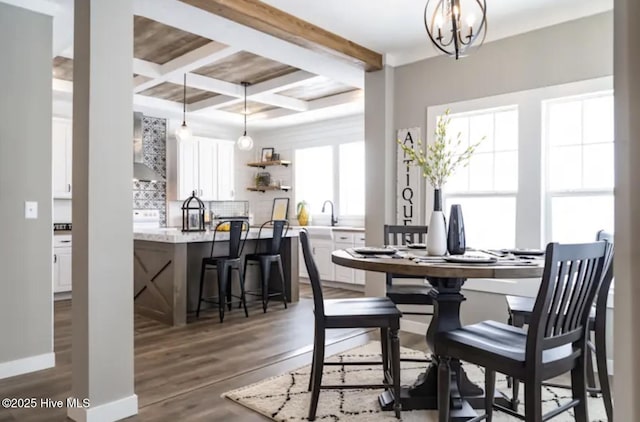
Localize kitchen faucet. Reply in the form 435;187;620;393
321;200;338;226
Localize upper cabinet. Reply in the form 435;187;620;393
52;118;72;198
169;137;235;201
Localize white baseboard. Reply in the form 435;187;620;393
67;394;138;422
0;352;55;380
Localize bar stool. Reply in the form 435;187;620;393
196;220;249;323
243;219;290;312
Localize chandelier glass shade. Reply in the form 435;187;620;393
175;73;192;142
236;81;254;151
424;0;487;59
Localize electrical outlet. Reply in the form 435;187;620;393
25;201;38;219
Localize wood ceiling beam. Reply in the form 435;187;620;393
249;89;363;121
180;0;382;72
51;77;241;123
133;0;364;88
133;43;241;93
245;70;321;96
186;72;314;112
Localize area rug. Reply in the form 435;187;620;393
222;342;606;421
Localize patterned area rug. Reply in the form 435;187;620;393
223;342;607;421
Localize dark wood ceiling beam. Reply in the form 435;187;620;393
179;0;383;72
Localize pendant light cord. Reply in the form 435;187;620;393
182;74;187;125
243;82;248;136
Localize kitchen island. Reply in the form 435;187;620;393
133;227;300;326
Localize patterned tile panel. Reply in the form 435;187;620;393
133;116;167;226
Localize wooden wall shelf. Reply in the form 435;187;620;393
246;160;291;169
247;186;291;193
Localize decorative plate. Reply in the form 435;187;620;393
407;243;427;249
443;255;498;264
353;247;397;255
501;248;545;256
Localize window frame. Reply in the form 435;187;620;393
425;76;613;298
542;90;615;243
293;141;366;223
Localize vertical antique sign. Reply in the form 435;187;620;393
396;127;422;225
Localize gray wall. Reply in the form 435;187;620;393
0;4;53;366
394;12;613;132
365;11;615;350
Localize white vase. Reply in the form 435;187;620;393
427;210;447;256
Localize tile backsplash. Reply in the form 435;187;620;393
133;116;167;226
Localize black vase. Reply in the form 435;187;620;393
447;204;466;255
433;188;442;211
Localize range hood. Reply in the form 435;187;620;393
133;112;165;182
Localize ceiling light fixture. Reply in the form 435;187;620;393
236;81;254;151
424;0;487;60
175;73;192;142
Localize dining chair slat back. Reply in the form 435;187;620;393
384;224;428;246
528;241;612;361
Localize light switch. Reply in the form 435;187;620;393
25;201;38;219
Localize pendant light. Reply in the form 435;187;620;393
175;73;192;142
236;81;254;151
424;0;487;60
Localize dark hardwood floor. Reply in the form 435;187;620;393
0;284;425;421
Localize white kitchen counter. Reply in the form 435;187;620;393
290;225;365;232
133;227;300;243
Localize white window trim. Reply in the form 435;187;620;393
425;76;613;298
294;141;366;226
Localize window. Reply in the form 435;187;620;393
443;107;519;248
294;146;333;215
544;92;614;243
339;142;365;215
294;142;365;219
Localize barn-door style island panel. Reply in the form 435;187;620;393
133;228;300;326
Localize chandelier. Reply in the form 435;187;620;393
424;0;487;59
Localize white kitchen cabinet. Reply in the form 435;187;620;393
53;236;72;293
217;141;235;200
332;231;366;285
173;137;234;201
333;240;353;283
313;238;334;282
354;233;366;285
52;118;72;198
299;237;334;282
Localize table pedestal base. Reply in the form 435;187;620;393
378;357;487;421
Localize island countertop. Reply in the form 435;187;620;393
133;227;300;243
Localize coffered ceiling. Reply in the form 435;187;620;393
12;0;614;128
48;0;370;128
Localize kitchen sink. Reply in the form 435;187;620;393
301;226;334;240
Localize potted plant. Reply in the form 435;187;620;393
398;109;484;255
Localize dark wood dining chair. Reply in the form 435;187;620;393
436;240;613;422
300;230;402;420
505;230;614;421
196;220;249;323
384;225;433;313
243;219;289;312
384;225;433;364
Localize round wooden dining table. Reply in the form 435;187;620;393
331;249;544;420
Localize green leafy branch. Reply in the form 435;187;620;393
398;109;485;189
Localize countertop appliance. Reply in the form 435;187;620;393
133;209;160;229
